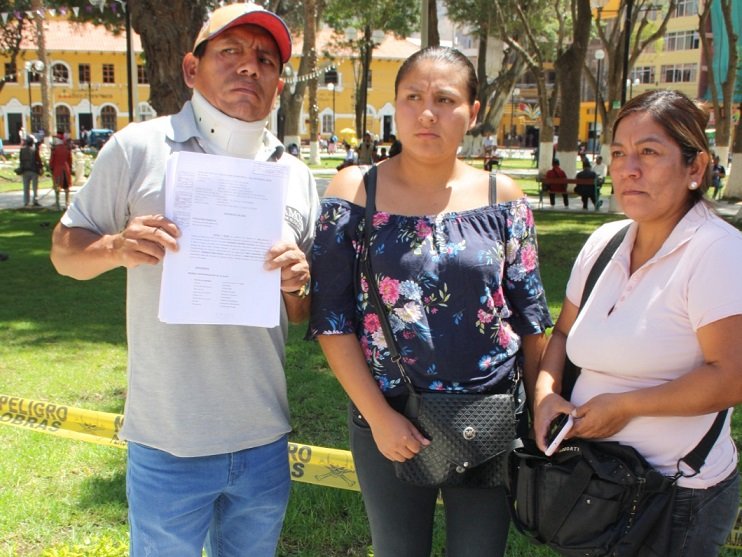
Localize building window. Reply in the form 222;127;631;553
137;64;149;84
55;106;71;134
28;71;41;84
51;63;70;85
322;113;334;134
631;66;655;84
31;105;43;133
101;105;117;130
661;63;697;83
323;68;338;87
665;30;699;51
136;102;156;121
4;63;17;82
675;0;698;17
102;63;115;84
79;63;90;83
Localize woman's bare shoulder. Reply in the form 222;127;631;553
494;172;525;203
324;165;368;206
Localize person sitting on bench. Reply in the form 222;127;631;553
575;159;601;210
545;158;568;207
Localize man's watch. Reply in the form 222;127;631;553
286;280;311;299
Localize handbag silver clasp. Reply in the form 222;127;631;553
463;426;476;440
455;462;471;473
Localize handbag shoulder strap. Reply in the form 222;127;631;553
563;224;630;397
361;166;415;391
677;409;727;478
489;170;497;205
578;223;630;310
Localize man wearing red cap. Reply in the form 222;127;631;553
51;4;318;556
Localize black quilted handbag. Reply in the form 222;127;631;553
395;391;517;487
361;166;519;488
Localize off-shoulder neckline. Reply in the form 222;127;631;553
321;195;530;220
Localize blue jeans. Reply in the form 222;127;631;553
126;436;290;557
669;471;739;556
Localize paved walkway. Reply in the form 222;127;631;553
0;186;73;211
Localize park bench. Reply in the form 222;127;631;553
536;176;602;210
458;154;502;171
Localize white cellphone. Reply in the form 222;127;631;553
544;414;574;457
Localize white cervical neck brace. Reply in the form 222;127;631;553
191;90;268;157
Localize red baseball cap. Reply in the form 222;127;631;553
193;3;292;64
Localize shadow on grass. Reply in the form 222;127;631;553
77;470;127;511
285;325;350;449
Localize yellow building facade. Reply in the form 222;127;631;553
0;20;420;147
286;29;419;143
1;19;151;144
1;11;715;151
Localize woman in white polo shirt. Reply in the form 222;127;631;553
534;89;742;557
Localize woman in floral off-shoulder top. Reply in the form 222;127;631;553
307;46;552;557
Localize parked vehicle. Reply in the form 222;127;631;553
88;129;113;149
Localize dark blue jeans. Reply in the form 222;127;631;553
669;471;739;556
348;405;511;557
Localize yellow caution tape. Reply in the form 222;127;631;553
0;394;358;492
2;394;741;549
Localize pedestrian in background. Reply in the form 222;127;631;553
50;131;72;209
19;136;42;207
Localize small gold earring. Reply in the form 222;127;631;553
689;181;699;190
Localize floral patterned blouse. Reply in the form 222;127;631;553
308;196;553;396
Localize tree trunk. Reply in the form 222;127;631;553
475;51;526;142
595;0;677;157
31;0;52;139
698;0;736;198
427;0;440;47
129;0;207;116
305;0;320;165
554;0;591;178
726;103;742;198
355;26;373;137
475;30;489;124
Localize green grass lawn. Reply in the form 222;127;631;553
0;203;739;556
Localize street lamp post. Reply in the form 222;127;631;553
24;60;45;134
509;87;520;147
327;82;336;134
593;49;605;157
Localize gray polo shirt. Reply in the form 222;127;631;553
62;103;319;456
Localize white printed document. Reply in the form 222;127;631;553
158;151;287;327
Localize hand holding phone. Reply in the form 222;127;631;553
544;413;574;456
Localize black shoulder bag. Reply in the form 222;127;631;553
361;165;521;488
509;224;728;556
